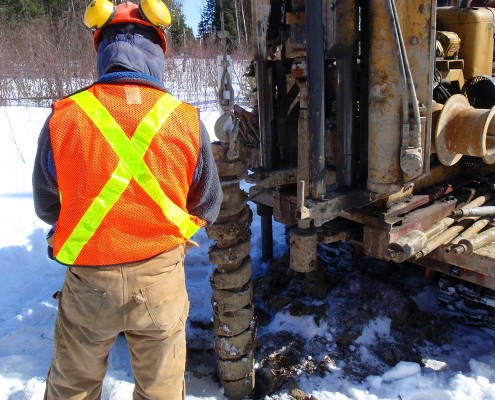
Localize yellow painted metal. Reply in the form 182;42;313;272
290;227;317;272
437;31;461;59
368;0;402;194
83;0;114;30
367;0;435;194
437;7;495;80
140;0;171;28
250;0;271;60
435;94;495;166
436;59;465;92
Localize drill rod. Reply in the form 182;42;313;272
412;218;476;259
388;192;492;262
457;226;495;254
424;192;491;239
452;206;495;218
447;217;492;253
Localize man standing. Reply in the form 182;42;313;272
32;1;222;399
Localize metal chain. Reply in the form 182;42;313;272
217;0;239;159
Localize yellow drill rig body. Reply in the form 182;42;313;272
240;0;495;290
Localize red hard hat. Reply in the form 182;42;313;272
93;2;167;53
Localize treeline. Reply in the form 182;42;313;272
0;0;251;52
0;0;252;105
0;0;194;51
198;0;252;49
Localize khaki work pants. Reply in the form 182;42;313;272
44;245;189;400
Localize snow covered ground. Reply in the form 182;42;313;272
1;105;495;400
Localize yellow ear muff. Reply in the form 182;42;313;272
84;0;115;30
139;0;172;28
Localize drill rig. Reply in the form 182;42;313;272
238;0;495;289
208;0;495;398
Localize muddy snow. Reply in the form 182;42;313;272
1;105;495;400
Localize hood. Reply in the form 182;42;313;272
96;32;165;81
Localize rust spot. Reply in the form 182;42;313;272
286;11;305;25
292;68;306;80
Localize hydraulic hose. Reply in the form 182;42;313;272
386;0;423;176
387;0;421;138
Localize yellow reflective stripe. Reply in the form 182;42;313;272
58;162;130;263
57;89;200;264
132;96;201;239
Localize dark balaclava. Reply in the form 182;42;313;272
96;23;165;80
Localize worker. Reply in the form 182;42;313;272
32;1;222;399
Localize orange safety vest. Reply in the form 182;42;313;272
49;83;205;266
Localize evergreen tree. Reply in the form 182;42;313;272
197;0;251;48
0;0;85;21
215;0;238;44
0;0;194;51
197;0;216;41
0;0;42;19
164;0;195;51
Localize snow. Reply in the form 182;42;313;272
266;312;331;342
2;104;495;399
381;361;421;383
355;317;391;345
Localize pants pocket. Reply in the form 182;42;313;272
140;262;187;332
60;267;107;329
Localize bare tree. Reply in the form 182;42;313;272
240;0;250;45
233;0;241;48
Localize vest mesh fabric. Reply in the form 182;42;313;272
49;83;205;266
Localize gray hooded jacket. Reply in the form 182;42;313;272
32;29;223;253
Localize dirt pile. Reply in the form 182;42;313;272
253;245;451;398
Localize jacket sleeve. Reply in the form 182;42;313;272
187;121;223;226
32;114;60;225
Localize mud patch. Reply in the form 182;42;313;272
252;244;451;397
